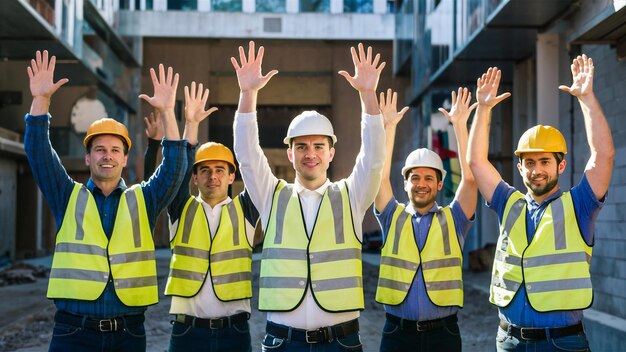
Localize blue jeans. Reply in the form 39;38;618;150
169;320;251;352
496;327;590;351
379;317;461;352
48;321;146;352
261;332;362;351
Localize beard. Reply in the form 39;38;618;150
525;175;559;197
409;190;438;211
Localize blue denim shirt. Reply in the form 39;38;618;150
24;113;187;318
375;197;472;321
488;175;604;328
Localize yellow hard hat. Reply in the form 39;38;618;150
514;125;567;157
194;142;236;172
83;118;132;150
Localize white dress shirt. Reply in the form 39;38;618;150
233;111;385;329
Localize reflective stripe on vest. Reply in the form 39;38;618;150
165;196;252;301
490;191;593;311
259;180;363;312
109;185;158;306
376;205;463;307
48;183;156;306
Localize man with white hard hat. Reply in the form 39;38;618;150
232;41;385;351
374;87;481;352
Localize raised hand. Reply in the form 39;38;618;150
139;64;179;112
338;43;386;93
184;81;218;124
559;54;594;99
379;89;409;127
476;67;511;108
231;41;278;93
144;111;163;140
438;87;477;126
27;50;69;99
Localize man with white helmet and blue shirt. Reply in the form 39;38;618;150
374;87;483;351
232;41;385;351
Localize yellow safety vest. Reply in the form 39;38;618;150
48;183;158;306
376;204;463;307
259;180;363;312
165;195;252;301
490;191;593;311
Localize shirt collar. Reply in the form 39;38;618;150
405;201;439;217
525;187;563;207
294;178;331;196
86;178;127;195
195;194;232;209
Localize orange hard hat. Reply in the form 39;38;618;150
514;125;567;157
83;118;132;150
194;142;236;172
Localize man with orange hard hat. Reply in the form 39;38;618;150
160;82;259;352
468;56;614;351
24;50;188;352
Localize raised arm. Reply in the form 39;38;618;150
338;43;386;115
558;55;614;199
139;64;181;140
28;50;69;116
183;81;218;146
232;41;278;114
438;87;478;219
143;111;162;180
467;67;511;203
375;89;409;212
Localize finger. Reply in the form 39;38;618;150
338;71;352;83
166;66;173;86
379;92;385;110
206;107;218;116
493;69;502;88
149;112;156;122
172;73;179;92
349;46;358;68
144;116;150;126
49;55;57;74
462;87;470;105
263;69;279;81
558;85;572;94
465;91;472;106
358;43;366;64
398;106;409;117
197;83;204;100
52;78;69;92
588;58;594;77
149;67;158;89
451;90;457;106
391;91;398;109
42;50;49;71
30;59;38;74
231;57;241;70
386;88;392;106
570;63;578;78
257;46;265;64
366;46;372;64
138;94;151;102
468;102;478;112
27;67;34;79
192;81;198;98
372;53;381;68
248;41;256;63
158;64;165;84
377;61;386;73
238;46;247;66
184;85;190;103
36;51;42;69
438;107;451;120
495;92;511;104
202;88;209;104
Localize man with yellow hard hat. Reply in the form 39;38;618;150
158;82;259;352
468;56;614;351
24;50;187;352
232;41;385;350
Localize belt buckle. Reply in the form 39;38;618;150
305;330;319;344
519;327;534;340
99;319;117;332
209;319;223;329
415;322;428;332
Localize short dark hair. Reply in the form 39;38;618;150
405;168;442;183
193;162;236;175
518;152;565;165
85;135;129;155
289;136;334;149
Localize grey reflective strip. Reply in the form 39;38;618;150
327;184;345;244
124;190;141;248
262;248;307;260
393;211;410;255
75;186;90;241
551;197;566;250
182;200;200;244
274;185;293;245
524;252;589;268
213;272;252;285
495;250;522;266
425;280;462;291
311;276;362;291
421;257;461;270
115;276;158;289
49;268;108;282
309;248;361;264
211;248;251;262
109;251;155;265
380;256;418;271
173;246;209;260
436;211;450;255
503;199;525;245
55;242;107;257
170;268;205;282
226;202;240;246
260;277;306;289
491;275;520;291
378;278;408;291
526;278;592;293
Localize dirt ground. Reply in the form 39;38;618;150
0;258;498;352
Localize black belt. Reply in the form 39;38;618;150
54;310;144;332
499;320;584;340
386;313;457;332
266;319;359;344
174;312;250;329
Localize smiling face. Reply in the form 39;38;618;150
287;135;335;190
404;167;443;214
84;134;128;183
193;160;235;206
517;152;565;201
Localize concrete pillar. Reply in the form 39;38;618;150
330;0;342;13
153;0;167;11
536;33;559;127
243;0;255;13
198;0;212;11
373;0;386;14
286;0;298;13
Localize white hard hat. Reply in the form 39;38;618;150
401;148;447;181
283;111;337;145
